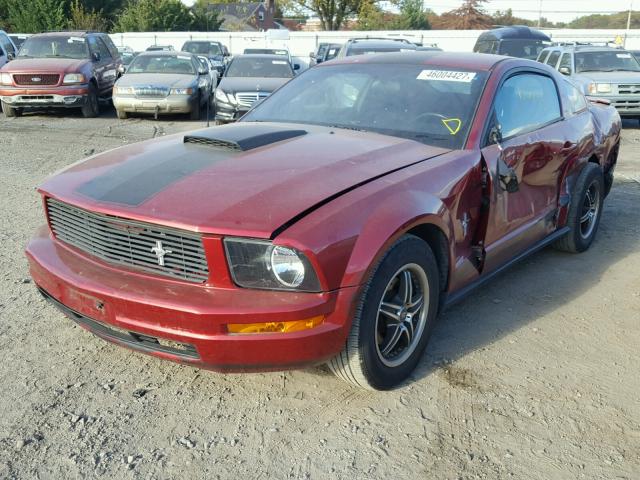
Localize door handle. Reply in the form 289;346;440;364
498;158;519;193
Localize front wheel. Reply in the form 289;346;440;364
81;84;99;118
190;95;201;120
327;235;440;390
2;101;22;117
554;163;604;253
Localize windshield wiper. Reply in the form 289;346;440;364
326;124;366;132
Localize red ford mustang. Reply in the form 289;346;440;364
26;53;620;390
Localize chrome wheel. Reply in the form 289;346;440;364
579;181;600;239
375;263;429;368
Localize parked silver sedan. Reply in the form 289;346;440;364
113;51;212;120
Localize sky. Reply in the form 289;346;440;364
181;0;637;23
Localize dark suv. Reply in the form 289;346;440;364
181;40;229;77
0;31;121;117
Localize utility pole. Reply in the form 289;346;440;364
626;1;633;48
537;0;542;28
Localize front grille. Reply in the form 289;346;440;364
617;84;640;95
46;198;209;283
134;86;169;98
13;74;60;86
235;92;269;108
611;99;640;111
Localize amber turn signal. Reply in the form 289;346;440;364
227;316;324;334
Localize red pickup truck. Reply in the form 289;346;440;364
0;31;121;118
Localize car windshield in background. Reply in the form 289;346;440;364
244;49;288;56
244;64;487;149
226;57;294;78
18;36;88;59
183;42;222;55
347;46;416;56
575;51;640;72
128;55;195;74
499;40;548;59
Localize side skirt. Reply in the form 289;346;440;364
442;226;570;309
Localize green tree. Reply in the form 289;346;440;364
396;0;429;30
114;0;194;32
191;3;223;31
68;0;110;31
5;0;67;33
295;0;362;30
357;0;386;30
491;8;533;27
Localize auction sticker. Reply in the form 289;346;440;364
417;70;476;82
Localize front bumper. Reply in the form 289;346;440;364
113;95;196;114
0;85;89;108
26;227;356;371
214;100;248;122
590;94;640;116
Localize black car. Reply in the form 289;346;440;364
473;26;551;60
336;38;417;58
309;43;341;66
214;54;294;123
181;40;230;78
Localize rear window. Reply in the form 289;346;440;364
347;45;416;56
226;57;293;78
498;39;548;60
182;42;222;55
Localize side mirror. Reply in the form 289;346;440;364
92;52;100;62
488;123;502;145
198;68;208;75
558;66;571;75
293;63;300;71
7;53;14;61
117;64;126;76
310;52;316;58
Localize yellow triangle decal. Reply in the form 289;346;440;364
442;118;462;135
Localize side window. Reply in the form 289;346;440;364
0;34;14;56
101;35;119;59
563;80;588;114
537;50;550;63
493;73;562;139
546;50;561;67
96;38;112;60
559;53;572;71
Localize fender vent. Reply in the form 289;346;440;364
184;136;242;151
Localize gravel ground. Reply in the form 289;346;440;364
0;110;639;480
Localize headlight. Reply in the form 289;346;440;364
588;83;612;95
114;86;133;95
170;87;193;95
62;73;85;84
215;88;231;103
224;238;321;291
0;72;13;85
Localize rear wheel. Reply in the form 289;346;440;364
327;235;440;390
2;101;21;117
81;83;99;118
116;109;127;120
554;163;604;253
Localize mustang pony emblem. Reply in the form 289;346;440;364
150;240;172;266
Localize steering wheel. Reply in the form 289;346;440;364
413;112;452;135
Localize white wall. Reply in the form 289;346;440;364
110;29;640;59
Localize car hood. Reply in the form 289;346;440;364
1;57;89;73
573;70;640;84
39;122;450;238
116;73;196;88
218;76;290;94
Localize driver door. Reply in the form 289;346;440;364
480;71;568;272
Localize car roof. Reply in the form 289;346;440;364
138;50;193;57
327;51;511;71
478;26;550;41
33;31;100;38
543;45;626;53
183;40;222;44
233;53;292;60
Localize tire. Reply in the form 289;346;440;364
81;83;99;118
554;163;604;253
327;235;440;390
116;109;127;120
190;95;201;120
2;101;21;117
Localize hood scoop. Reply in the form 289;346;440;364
183;123;307;152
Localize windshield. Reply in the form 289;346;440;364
128;55;195;75
183;42;221;55
243;64;487;149
347;45;416;56
18;36;89;59
575;51;640;72
498;39;548;60
226;57;293;78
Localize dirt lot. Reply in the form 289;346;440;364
0;110;638;480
